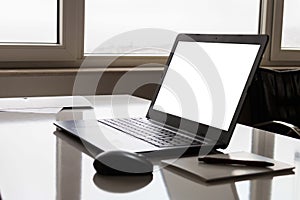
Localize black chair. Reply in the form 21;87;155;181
251;68;300;139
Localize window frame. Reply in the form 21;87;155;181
261;0;300;66
0;0;84;65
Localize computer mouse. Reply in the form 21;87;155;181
93;151;153;176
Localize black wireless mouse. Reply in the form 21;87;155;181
93;151;153;176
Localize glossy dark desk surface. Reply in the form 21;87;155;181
0;95;299;200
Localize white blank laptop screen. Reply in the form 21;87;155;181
153;41;260;131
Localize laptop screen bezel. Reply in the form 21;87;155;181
146;34;268;148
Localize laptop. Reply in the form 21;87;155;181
54;34;268;157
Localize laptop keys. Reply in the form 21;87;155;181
99;118;204;147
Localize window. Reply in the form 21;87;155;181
282;0;300;49
0;0;260;65
0;0;298;67
263;0;300;64
0;0;83;63
85;0;260;55
0;0;57;43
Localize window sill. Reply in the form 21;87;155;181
0;55;168;69
0;65;164;77
261;66;300;71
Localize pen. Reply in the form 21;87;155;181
198;157;274;167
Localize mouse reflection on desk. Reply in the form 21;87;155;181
93;174;153;193
93;151;153;176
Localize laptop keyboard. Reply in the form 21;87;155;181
98;118;205;147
